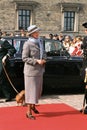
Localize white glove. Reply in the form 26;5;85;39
85;68;87;71
2;55;7;65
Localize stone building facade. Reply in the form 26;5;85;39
0;0;87;37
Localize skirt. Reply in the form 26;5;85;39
24;75;43;104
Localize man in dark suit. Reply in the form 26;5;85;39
0;34;16;102
81;22;87;80
80;22;87;113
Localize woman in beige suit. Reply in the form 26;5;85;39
22;25;46;120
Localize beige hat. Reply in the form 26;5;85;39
27;25;41;35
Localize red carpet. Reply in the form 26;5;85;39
0;103;87;130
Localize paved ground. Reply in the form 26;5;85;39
0;94;84;110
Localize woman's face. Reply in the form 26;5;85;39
31;31;39;39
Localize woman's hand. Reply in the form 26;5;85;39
2;55;8;65
37;59;46;65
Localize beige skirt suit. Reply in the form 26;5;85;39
22;37;45;104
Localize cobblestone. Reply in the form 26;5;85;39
0;94;84;110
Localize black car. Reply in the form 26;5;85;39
2;36;85;95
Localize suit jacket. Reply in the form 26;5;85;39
22;38;46;76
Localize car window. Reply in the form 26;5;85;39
13;38;27;58
2;37;28;58
13;40;21;53
44;39;62;52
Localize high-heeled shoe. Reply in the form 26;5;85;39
31;107;39;114
26;113;36;120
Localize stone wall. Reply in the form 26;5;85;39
0;0;87;37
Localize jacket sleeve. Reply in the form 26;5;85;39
22;41;37;65
2;40;16;57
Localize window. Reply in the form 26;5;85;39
15;1;39;30
60;3;82;32
18;10;31;30
64;11;75;31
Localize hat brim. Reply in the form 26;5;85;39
28;28;41;35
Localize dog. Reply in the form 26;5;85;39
15;90;25;106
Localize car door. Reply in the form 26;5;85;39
43;39;83;93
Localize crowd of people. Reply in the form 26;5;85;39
0;28;85;58
0;28;28;37
48;33;84;56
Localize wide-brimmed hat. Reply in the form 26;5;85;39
82;22;87;28
27;25;41;35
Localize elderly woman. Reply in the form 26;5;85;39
22;25;46;120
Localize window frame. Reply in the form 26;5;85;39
64;11;75;31
14;1;39;30
60;3;81;33
18;9;31;30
